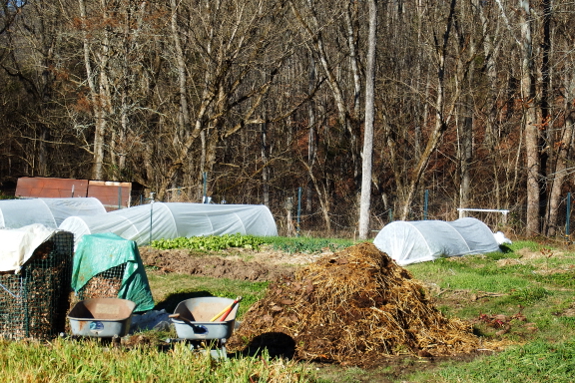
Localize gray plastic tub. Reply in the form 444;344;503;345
171;297;239;340
68;298;136;337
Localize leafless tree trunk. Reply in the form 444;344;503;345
289;0;361;181
170;0;191;147
399;0;458;220
545;0;573;236
261;120;270;207
358;0;377;239
455;0;477;210
78;0;107;180
519;0;540;235
547;110;574;237
306;55;317;215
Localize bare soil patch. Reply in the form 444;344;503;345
139;245;323;281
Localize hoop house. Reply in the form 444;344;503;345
373;217;501;266
0;198;106;229
59;202;278;246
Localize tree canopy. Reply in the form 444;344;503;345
1;0;572;237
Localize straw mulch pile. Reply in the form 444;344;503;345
227;242;484;367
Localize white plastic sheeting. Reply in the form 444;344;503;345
373;217;502;266
0;198;106;229
0;224;58;273
59;202;278;246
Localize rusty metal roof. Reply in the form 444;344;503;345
87;180;131;210
16;177;88;198
16;177;132;211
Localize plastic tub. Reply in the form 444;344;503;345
68;298;136;337
171;297;239;340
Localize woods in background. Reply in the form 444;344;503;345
1;0;574;237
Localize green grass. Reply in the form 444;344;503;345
408;257;535;295
441;272;531;292
531;272;575;288
394;239;575;382
6;236;575;382
408;340;575;382
0;338;317;382
506;240;544;253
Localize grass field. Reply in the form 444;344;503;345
4;237;575;382
395;240;575;382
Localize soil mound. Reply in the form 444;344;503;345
228;242;481;367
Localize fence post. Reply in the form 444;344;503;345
297;187;302;237
149;192;155;245
566;192;571;239
203;172;208;203
423;189;429;220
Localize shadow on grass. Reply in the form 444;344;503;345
154;290;213;312
231;332;296;360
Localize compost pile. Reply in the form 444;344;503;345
228;242;481;367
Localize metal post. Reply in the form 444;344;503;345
149;192;155;245
424;189;429;220
297;187;302;237
566;192;571;239
203;172;207;203
118;187;122;210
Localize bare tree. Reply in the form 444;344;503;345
518;0;539;235
289;0;363;183
154;0;294;200
358;0;377;239
544;1;575;236
397;0;459;220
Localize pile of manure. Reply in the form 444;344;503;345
228;242;484;367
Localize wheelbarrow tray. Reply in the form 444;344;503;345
171;297;239;340
68;298;136;337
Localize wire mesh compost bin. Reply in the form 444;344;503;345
76;264;126;301
0;231;74;340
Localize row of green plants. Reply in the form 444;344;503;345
150;234;356;254
260;236;356;254
151;233;265;251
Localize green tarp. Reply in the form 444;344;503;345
71;233;154;312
